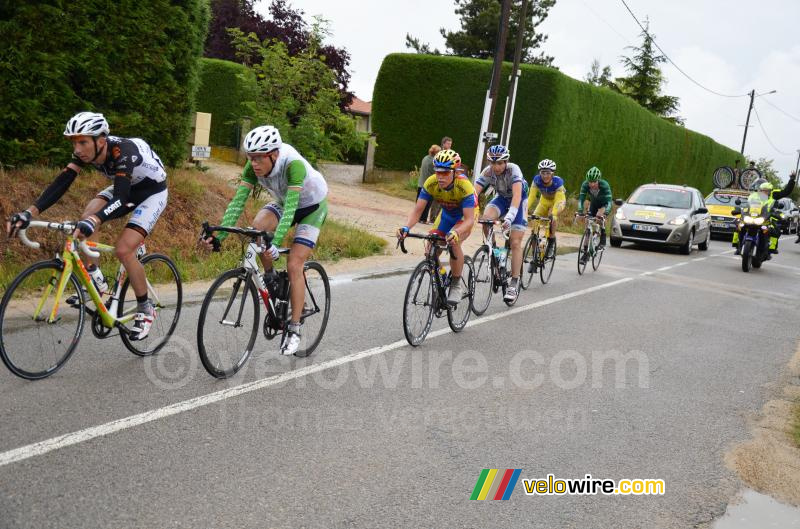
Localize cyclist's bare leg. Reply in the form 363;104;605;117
449;234;469;278
510;230;524;278
252;207;279;272
287;242;313;323
482;205;500;241
115;227;147;298
80;197;109;268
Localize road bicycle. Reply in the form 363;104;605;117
196;223;330;378
399;232;475;346
0;220;182;380
521;215;557;287
576;214;605;274
471;219;519;315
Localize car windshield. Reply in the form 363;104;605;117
628;188;692;209
706;193;747;206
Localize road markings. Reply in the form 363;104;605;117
0;277;635;468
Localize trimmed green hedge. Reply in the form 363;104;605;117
0;1;209;167
196;58;258;147
372;54;740;197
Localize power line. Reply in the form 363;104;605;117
579;0;632;46
752;102;793;156
617;0;750;99
760;96;800;124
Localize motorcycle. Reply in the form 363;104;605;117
731;197;780;272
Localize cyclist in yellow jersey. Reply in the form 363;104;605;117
398;150;476;307
527;158;566;254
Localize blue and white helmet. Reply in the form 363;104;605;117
63;112;109;137
243;125;282;153
487;144;510;161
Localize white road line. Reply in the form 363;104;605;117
0;276;635;468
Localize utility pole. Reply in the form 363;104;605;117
795;149;800;174
739;89;755;155
501;0;528;146
472;0;512;178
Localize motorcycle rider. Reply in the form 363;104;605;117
733;172;796;256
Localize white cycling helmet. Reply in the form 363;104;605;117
63;112;109;137
538;158;556;171
243;125;282;153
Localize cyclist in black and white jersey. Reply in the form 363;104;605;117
5;112;168;340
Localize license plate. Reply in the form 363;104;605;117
632;224;658;232
711;222;730;229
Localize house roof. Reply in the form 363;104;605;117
346;96;371;116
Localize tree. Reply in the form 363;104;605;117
585;59;614;88
228;22;364;165
405;0;556;66
405;34;441;55
205;0;352;103
613;20;683;125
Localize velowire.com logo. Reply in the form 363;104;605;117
470;469;522;500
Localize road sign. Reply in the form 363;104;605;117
483;132;498;141
191;145;211;159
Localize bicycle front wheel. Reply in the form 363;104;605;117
592;239;604;271
471;245;493;316
448;256;473;332
291;261;330;358
520;234;537;290
119;254;182;356
0;260;85;380
403;261;435;346
197;268;260;378
577;231;589;275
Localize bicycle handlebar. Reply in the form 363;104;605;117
396;232;448;255
17;220;100;258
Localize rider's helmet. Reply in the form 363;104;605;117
586;166;602;181
433;149;460;171
538;159;557;172
243;125;282;153
487;144;510;162
64;112;109;137
759;181;774;192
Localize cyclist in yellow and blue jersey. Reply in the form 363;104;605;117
527;158;566;256
398;149;476;307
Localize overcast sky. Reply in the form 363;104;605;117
258;1;800;175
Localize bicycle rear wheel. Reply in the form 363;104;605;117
119;254;182;356
592;235;604;271
197;268;260;378
0;260;85;380
403;261;435;346
291;261;330;358
540;238;556;284
470;245;493;315
448;256;473;332
520;234;537;290
577;231;589;275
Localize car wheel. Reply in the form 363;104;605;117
680;230;694;255
698;229;710;251
610;237;622;248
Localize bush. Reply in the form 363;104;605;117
372;54;740;197
0;1;210;167
196;58;259;147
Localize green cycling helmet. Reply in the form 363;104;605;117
586;166;602;181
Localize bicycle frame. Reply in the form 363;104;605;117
20;221;141;330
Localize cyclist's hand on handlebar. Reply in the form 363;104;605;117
73;218;96;240
199;235;220;252
446;229;460;245
397;226;409;239
7;210;32;238
267;244;280;261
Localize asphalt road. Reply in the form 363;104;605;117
2;236;800;528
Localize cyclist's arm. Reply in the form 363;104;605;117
454;194;476;238
90;146;141;223
217;161;258;242
510;181;523;210
527;185;539;213
31;162;84;215
600;180;613;211
474;171;489;196
577;181;588;213
272;160;306;247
